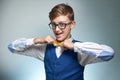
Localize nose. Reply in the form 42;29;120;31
55;26;61;31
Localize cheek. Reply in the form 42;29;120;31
63;28;71;35
52;30;56;34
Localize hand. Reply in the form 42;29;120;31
34;35;55;44
62;39;74;50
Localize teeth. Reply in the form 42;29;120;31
56;32;62;35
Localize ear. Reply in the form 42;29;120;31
70;21;76;29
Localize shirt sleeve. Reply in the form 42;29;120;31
74;42;114;66
8;38;46;61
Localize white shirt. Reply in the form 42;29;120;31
8;38;114;66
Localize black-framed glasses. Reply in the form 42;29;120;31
49;21;72;30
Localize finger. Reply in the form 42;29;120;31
61;46;68;51
47;39;54;44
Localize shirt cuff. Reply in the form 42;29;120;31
26;38;34;46
74;42;82;52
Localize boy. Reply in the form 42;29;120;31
8;3;114;80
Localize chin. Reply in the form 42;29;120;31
56;38;64;42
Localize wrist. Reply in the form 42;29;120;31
33;38;44;44
33;38;38;44
70;42;74;50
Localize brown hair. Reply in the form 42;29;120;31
49;3;74;21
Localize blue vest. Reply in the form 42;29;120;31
44;40;84;80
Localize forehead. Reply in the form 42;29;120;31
51;15;70;23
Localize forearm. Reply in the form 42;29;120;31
8;36;54;53
8;38;46;60
74;42;114;61
8;38;34;53
33;37;46;44
34;36;55;45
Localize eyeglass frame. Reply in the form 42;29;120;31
48;21;73;30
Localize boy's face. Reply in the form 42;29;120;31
50;15;75;42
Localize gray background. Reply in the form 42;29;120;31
0;0;120;80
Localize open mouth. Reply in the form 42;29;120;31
55;33;63;38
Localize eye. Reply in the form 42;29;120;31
51;23;57;28
59;23;66;28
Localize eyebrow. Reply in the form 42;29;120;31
51;21;70;24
